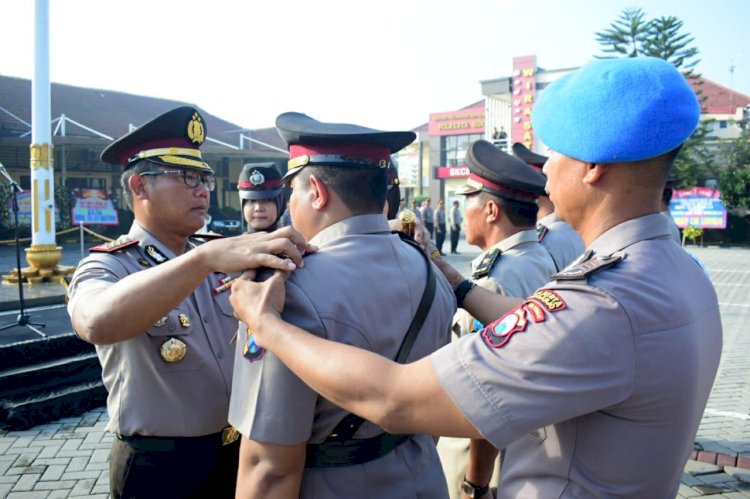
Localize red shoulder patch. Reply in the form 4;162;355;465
90;237;139;253
482;306;529;348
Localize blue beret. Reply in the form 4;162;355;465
532;57;700;163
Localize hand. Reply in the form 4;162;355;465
197;226;315;275
412;218;432;249
230;270;287;347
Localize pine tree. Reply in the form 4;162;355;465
595;9;714;189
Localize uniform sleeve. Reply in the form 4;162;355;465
228;280;326;445
66;255;129;331
433;284;635;450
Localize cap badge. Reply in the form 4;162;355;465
249;170;265;186
160;337;187;363
178;313;191;328
187;112;205;145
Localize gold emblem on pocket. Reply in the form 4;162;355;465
178;313;191;328
160;337;187;363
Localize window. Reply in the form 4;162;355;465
442;133;483;166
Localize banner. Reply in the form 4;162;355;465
669;187;727;229
5;192;60;227
72;189;119;226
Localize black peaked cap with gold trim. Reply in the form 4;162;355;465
101;106;213;173
512;142;548;172
458;140;546;202
275;112;416;180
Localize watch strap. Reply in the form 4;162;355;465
454;279;477;308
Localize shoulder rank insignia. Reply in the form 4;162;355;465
536;223;548;241
145;245;168;264
551;254;623;280
90;236;139;253
472;248;502;280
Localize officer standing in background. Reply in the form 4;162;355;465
238;162;287;233
450;200;463;254
420;197;434;235
513;142;585;271
228;112;456;498
434;199;447;255
66;107;306;498
228;57;722;499
440;140;556;498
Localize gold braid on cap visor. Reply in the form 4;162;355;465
131;147;211;170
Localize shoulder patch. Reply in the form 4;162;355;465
536;223;548;241
472;248;502;279
551;254;622;280
90;236;138;253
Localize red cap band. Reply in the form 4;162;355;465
289;143;390;162
469;173;539;201
238;179;283;189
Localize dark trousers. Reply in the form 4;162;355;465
450;224;461;253
435;223;446;254
110;433;240;499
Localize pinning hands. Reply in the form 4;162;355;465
230;271;287;348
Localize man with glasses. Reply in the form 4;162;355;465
66;106;308;498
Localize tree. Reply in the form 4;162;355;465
595;9;714;188
718;128;750;210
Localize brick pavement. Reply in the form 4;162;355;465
0;242;748;498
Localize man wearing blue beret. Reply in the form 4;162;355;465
228;57;723;498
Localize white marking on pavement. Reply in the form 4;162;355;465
718;302;750;308
704;409;750;420
0;303;66;316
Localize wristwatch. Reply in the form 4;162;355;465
454;279;477;308
461;477;490;498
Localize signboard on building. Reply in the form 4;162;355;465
511;55;537;150
72;189;119;225
669;187;727;229
428;106;485;136
435;166;470;179
396;143;420;188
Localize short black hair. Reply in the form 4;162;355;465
480;192;538;227
296;165;387;214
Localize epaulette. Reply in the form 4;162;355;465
190;232;225;244
551;254;622;280
472;248;502;279
536;223;548;241
90;236;139;253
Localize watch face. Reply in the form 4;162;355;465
461;482;479;498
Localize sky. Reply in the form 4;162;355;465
1;0;748;132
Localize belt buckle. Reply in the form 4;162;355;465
222;426;239;446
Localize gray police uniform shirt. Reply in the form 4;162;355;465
662;211;682;244
67;222;237;437
454;229;557;335
537;212;585;272
432;213;722;498
229;214;455;499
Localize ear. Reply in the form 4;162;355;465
583;162;611;185
129;173;149;200
485;198;501;223
307;175;329;211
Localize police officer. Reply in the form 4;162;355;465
238;162;287;233
228;112;456;498
513;142;585;271
66;106;306;498
441;140;557;497
228;57;722;498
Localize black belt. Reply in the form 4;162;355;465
305;433;411;468
118;427;239;452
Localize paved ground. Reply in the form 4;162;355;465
0;239;748;497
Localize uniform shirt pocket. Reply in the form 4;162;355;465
145;308;203;372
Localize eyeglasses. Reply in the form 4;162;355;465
140;169;216;191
